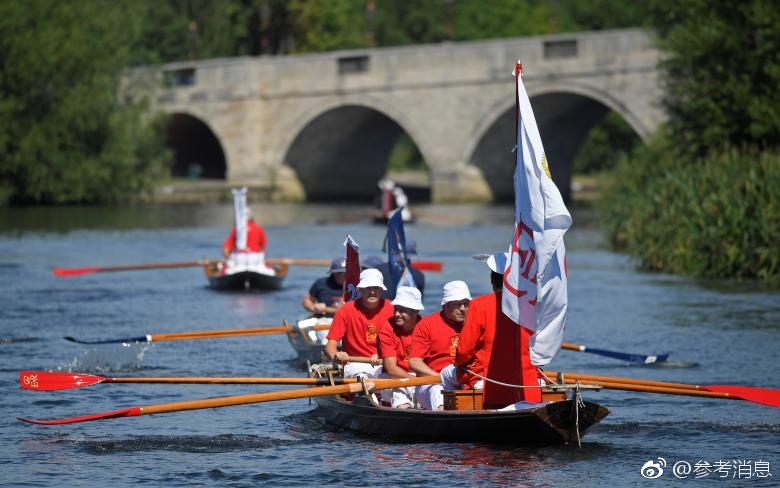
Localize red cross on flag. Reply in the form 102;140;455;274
501;63;572;366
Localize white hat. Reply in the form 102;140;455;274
441;280;471;305
392;286;424;311
356;268;387;290
473;252;509;273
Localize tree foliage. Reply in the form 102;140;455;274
0;0;168;205
598;0;780;283
573;112;640;174
647;0;780;157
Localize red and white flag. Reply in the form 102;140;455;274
501;63;572;366
343;235;360;303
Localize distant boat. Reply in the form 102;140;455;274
203;261;287;291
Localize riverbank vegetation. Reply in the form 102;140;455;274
600;1;780;284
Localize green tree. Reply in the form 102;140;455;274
0;0;168;204
287;0;366;53
452;0;556;39
648;0;780;157
573;112;640;174
557;0;648;31
374;0;444;46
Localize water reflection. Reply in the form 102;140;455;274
0;203;521;233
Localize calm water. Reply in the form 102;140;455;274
1;203;778;487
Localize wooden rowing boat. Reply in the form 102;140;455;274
287;316;331;364
312;386;609;445
203;262;288;291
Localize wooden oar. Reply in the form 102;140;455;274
561;342;669;364
19;371;435;391
267;257;443;272
546;371;780;408
19;371;356;391
64;324;331;345
53;259;217;277
17;376;441;425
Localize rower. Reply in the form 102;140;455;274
375;178;413;222
409;280;471;410
325;269;395;378
377;286;424;408
222;207;274;275
302;257;346;316
445;253;542;407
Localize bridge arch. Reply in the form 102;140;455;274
165;112;227;179
279;98;433;201
468;82;645;201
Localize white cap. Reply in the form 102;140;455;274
356;268;387;290
473;252;509;273
441;280;471;305
392;286;424;311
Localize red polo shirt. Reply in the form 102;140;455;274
327;299;394;357
378;317;417;373
410;311;463;373
455;291;541;404
223;219;267;253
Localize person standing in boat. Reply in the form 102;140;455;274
409;280;471;410
443;253;542;408
221;207;274;275
375;178;413;222
377;286;424;408
303;257;347;316
325;268;394;378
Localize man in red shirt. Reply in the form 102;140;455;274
221;209;274;275
325;268;394;377
377;286;424;408
409;280;472;410
452;253;542;407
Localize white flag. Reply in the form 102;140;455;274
501;63;572;366
231;187;248;251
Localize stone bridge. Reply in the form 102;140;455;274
124;28;664;202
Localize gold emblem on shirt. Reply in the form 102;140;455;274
449;336;459;357
366;323;377;344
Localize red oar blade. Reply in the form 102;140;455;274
53;267;101;277
20;371;109;391
701;385;780;408
18;407;141;425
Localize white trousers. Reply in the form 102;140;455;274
440;364;484;390
344;362;382;378
378;373;416;408
418;365;484;410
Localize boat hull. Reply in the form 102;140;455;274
313;395;609;445
287;317;332;365
204;263;287;291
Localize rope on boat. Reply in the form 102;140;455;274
462;367;549;389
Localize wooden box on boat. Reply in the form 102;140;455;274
444;388;568;411
443;389;483;411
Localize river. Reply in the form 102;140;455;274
1;203;778;487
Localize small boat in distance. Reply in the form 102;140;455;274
204;261;287;291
